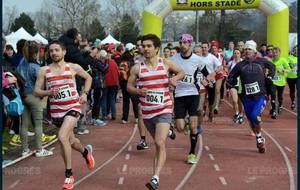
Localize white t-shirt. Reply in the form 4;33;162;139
171;53;206;97
200;53;221;73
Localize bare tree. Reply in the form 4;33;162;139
4;5;19;34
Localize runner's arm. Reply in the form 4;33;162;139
127;64;142;95
227;62;241;88
165;59;185;86
34;67;52;97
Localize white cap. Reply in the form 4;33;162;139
125;43;135;51
244;40;257;51
99;50;107;58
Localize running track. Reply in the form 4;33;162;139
3;92;297;190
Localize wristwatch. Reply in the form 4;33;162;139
83;90;89;95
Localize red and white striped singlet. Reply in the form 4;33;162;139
137;58;173;119
46;63;82;119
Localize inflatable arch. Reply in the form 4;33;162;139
142;0;289;56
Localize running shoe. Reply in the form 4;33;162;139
277;106;283;114
35;148;53;157
121;120;129;124
42;133;57;144
187;153;197;164
9;135;21;146
256;137;266;153
145;177;159;190
85;144;95;170
93;119;107;126
291;102;296;110
213;108;218;114
63;176;74;190
168;125;176;140
271;110;277;119
137;140;149;150
21;148;32;157
238;114;244;124
233;114;239;123
77;129;90;135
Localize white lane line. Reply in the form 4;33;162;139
225;99;295;190
219;177;227;185
282;107;297;116
9;180;20;189
204;146;210;151
262;129;295;190
214;164;220;172
118;177;124;185
175;135;203;190
208;154;215;161
3;139;58;168
125;154;130;160
122;164;128;172
284;146;293;153
128;145;132;152
74;126;137;187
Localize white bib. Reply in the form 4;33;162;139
145;91;164;105
182;74;194;84
245;82;260;95
273;75;281;81
53;85;73;100
291;67;297;73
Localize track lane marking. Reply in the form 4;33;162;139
74;126;137;187
219;177;227;185
214;164;220;172
9;179;20;189
208;154;215;161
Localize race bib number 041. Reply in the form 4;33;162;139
53;85;72;100
145;91;164;104
245;82;260;95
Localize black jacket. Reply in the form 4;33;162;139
227;57;275;100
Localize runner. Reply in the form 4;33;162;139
227;40;275;153
200;42;222;122
270;47;291;114
34;40;95;189
127;34;184;190
171;34;209;164
286;46;297;110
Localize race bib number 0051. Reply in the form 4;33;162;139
53;85;72;100
245;82;260;95
145;91;164;104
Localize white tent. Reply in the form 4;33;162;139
5;27;34;52
33;33;48;44
101;34;121;44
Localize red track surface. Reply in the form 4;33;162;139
3;92;297;190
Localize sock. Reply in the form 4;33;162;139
189;133;198;155
152;175;159;183
141;136;146;141
65;169;73;178
256;132;262;138
82;148;88;159
271;100;276;110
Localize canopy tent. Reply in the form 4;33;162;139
33;33;48;44
101;34;121;44
5;27;34;52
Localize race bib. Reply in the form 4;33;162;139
53;85;73;100
245;82;260;95
273;75;281;81
145;91;164;105
182;74;194;84
291;67;297;73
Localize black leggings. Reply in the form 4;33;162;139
92;88;102;118
287;78;297;102
275;85;285;107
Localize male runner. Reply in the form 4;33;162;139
171;34;209;164
227;40;275;153
34;40;95;189
127;34;184;190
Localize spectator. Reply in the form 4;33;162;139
3;44;16;72
11;39;26;69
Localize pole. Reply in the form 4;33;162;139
195;11;199;43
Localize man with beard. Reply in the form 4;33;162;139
127;34;184;189
171;34;210;164
34;40;94;189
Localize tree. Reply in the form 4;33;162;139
112;14;139;43
87;18;106;42
289;1;297;32
11;13;36;35
3;5;18;34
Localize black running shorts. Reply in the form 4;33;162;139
174;95;200;119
